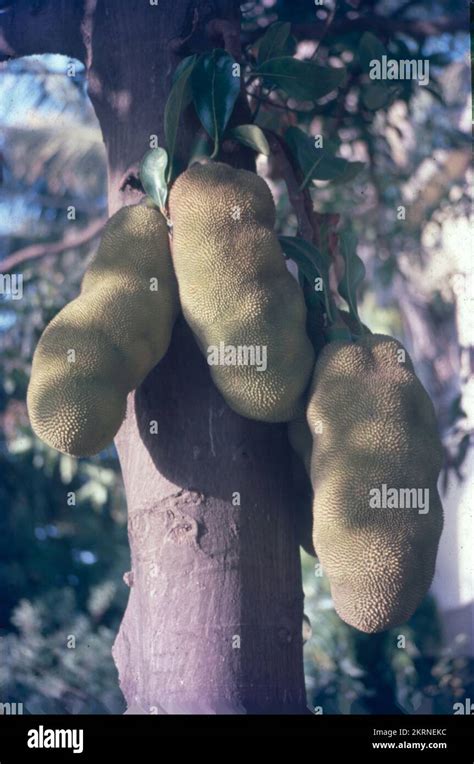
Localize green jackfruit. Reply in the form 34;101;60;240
168;162;314;422
288;311;371;475
27;204;178;457
306;334;443;633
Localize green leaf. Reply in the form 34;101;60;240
229;125;270;155
191;49;240;156
358;31;388;73
254;58;345;101
358;32;393;111
165;55;197;181
362;82;391;110
426;52;452;68
325;326;353;342
279;235;336;323
331;160;365;185
257;22;292;64
337;230;365;330
188;132;213;165
140;148;169;210
285;127;362;185
172;55;198;84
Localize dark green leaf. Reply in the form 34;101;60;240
325;326;353;342
140;148;169;210
254;57;345;101
362;82;391;110
337;230;365;330
191;49;240;155
285;126;362;185
358;31;388;73
229;125;270;155
279;235;336;323
257;22;292;64
188;133;213;165
165;55;197;181
331;161;365;185
427;52;452;67
394;38;415;60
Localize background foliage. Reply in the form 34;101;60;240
0;0;471;713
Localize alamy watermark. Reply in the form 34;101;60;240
369;55;429;86
27;725;84;754
369;484;430;514
0;273;23;300
0;701;23;714
207;342;267;372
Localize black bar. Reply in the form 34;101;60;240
0;714;472;758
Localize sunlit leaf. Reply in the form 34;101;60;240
229;124;270;155
172;54;197;84
139;147;169;210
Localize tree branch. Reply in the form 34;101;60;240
1;217;105;273
265;130;315;243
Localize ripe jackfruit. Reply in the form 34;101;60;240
27;205;179;457
306;334;443;633
168;162;314;422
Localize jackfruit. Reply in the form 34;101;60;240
288;310;371;474
168;162;314;422
27;204;179;456
306;334;443;633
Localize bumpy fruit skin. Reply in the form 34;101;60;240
27;205;178;457
289;311;371;474
288;311;371;555
306;334;443;633
168;162;314;422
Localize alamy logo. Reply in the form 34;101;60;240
207;342;267;372
369;484;430;514
0;273;23;300
369;55;429;86
0;701;23;714
453;698;473;714
27;725;84;754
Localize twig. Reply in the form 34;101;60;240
264;130;315;243
1;217;106;273
206;18;241;61
169;8;200;54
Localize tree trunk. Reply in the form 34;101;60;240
0;0;306;713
